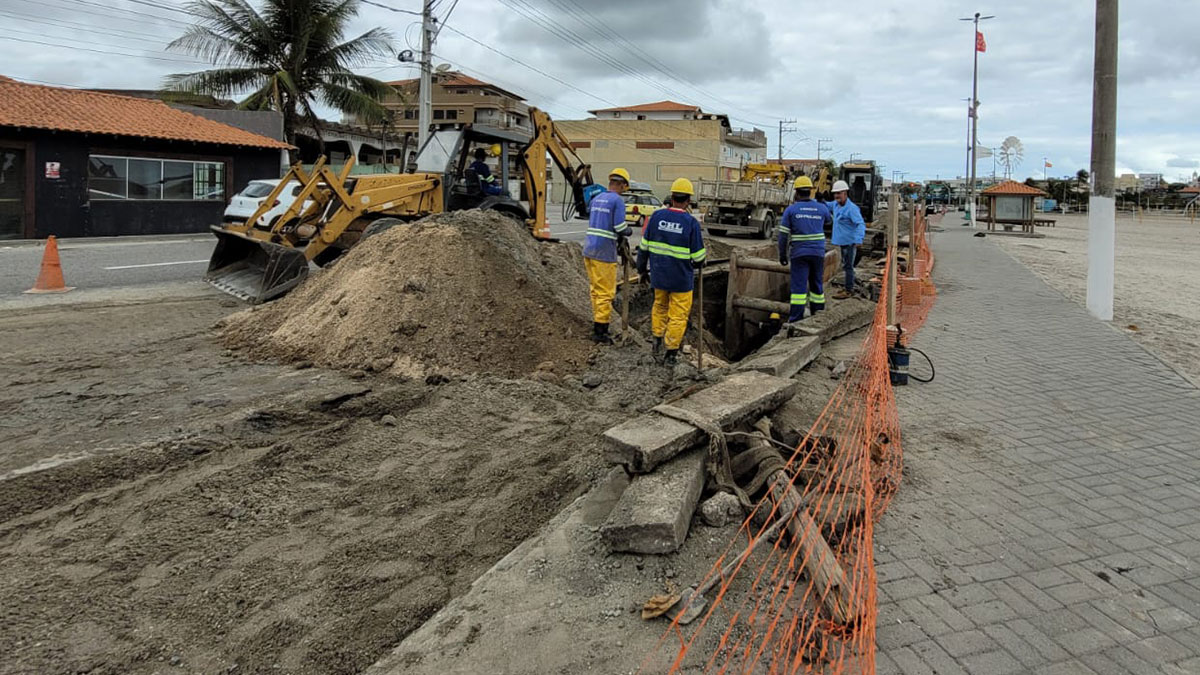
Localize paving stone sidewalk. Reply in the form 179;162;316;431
877;226;1200;675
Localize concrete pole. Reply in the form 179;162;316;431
418;0;434;150
1087;0;1118;321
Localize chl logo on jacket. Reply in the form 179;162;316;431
656;220;684;234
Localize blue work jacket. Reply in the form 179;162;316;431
831;199;866;245
582;190;628;263
778;199;832;259
637;208;706;293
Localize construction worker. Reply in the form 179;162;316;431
470;147;503;195
637;178;706;366
778;175;832;322
829;179;866;299
583;168;632;344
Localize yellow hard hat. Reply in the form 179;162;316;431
489;143;502;157
670;177;695;195
793;175;814;190
609;167;631;184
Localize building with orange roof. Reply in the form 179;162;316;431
980;180;1049;232
0;76;290;239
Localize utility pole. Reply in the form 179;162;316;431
1088;0;1117;320
960;12;994;227
418;0;435;150
777;119;796;164
817;138;832;162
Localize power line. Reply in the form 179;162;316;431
0;35;204;64
0;9;177;43
48;0;193;25
360;0;420;15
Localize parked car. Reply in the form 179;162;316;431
625;192;663;227
223;179;313;228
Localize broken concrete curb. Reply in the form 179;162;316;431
600;447;706;554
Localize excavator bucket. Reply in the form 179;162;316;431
204;226;311;304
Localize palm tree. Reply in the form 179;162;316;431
165;0;395;162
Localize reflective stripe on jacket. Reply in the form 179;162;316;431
583;191;628;263
778;199;832;259
636;207;705;293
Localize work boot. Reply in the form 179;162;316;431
591;322;614;345
663;349;679;367
651;336;665;362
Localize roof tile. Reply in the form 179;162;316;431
0;77;290;150
588;100;702;114
981;180;1049;196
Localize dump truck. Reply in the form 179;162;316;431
694;165;792;238
204;108;594;303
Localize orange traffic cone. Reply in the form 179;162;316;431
25;236;74;294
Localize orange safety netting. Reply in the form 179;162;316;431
644;207;938;674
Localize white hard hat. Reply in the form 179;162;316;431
832;180;850;193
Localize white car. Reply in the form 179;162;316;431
223;179;313;228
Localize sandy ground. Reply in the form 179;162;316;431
0;293;689;675
990;213;1200;384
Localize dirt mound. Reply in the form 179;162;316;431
221;211;595;378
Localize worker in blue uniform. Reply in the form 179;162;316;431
637;178;706;365
778;175;832;322
470;147;503;195
582;168;632;344
829;179;866;298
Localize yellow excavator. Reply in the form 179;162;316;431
205;108;595;303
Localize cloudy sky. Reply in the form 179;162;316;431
3;0;1198;182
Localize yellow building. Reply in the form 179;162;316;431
1115;173;1139;192
556;101;767;197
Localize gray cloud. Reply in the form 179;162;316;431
1;0;1197;181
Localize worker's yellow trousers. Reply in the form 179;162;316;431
652;289;693;350
584;257;617;324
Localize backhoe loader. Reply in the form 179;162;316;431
205;108;595;303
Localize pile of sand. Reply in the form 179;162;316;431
220;211;596;378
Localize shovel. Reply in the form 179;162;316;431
670;499;798;625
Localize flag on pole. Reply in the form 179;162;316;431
976;146;993;159
976;31;987;53
1045;160;1053;168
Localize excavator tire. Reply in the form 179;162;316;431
360;217;406;241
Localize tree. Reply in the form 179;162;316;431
999;136;1023;179
166;0;395;162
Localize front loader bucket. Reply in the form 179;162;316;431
204;226;311;304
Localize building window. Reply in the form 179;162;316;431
613;112;621;118
88;155;225;201
445;109;458;120
403;109;416;119
433;109;445;120
637;115;646;120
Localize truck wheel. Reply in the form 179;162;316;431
760;213;776;240
361;217;405;241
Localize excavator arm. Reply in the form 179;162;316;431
520;107;594;237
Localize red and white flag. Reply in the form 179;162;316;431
1045;160;1053;168
976;31;987;53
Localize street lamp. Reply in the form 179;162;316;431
848;152;861;161
959;11;995;227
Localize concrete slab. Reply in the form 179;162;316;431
603;371;798;472
793;298;875;343
599;447;706;554
738;334;821;378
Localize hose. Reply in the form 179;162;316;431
907;346;936;383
